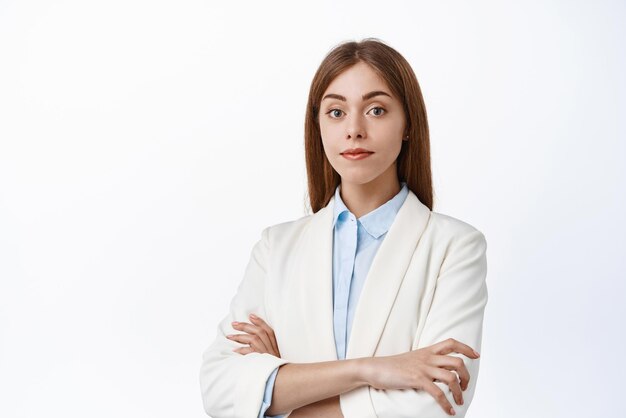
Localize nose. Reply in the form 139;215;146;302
346;114;367;140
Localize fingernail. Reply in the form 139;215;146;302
250;314;258;319
226;335;233;338
450;407;456;415
232;321;239;325
473;350;480;357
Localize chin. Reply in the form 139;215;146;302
335;171;383;186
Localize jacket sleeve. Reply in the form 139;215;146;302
199;226;291;418
258;367;286;418
340;229;488;418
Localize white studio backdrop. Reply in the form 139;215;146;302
0;1;624;417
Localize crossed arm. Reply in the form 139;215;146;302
287;395;343;418
200;227;488;417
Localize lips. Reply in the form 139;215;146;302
341;147;373;155
341;150;374;160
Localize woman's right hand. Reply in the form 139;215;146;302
362;338;480;416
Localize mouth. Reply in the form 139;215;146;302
341;151;374;160
341;147;373;155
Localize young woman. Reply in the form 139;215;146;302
199;38;488;418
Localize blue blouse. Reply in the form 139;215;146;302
257;182;409;417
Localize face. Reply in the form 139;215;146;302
318;61;407;187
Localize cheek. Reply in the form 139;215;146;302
321;140;340;162
319;126;340;151
371;117;404;137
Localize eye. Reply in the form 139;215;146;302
369;106;386;116
326;109;344;119
325;107;386;119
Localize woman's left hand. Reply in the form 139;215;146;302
227;313;281;357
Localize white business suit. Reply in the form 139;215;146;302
199;188;488;418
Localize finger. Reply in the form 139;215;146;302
226;333;256;345
249;314;279;354
428;366;463;406
431;354;471;391
228;327;269;353
422;380;456;416
232;346;254;355
227;333;269;353
431;338;480;360
229;327;280;357
249;314;280;354
232;321;274;353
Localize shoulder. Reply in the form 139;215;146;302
265;212;313;236
426;210;487;249
258;212;315;250
429;210;483;236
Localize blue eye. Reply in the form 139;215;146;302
326;107;386;119
370;107;386;116
327;109;343;118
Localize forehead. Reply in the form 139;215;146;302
322;62;394;101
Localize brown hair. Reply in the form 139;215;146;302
304;37;433;213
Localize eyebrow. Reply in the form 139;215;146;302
322;90;392;102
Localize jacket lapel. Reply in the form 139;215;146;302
293;189;431;361
292;196;337;360
346;190;431;358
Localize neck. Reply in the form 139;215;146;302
339;165;401;219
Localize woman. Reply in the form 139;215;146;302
199;38;488;418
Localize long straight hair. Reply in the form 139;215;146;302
304;38;433;213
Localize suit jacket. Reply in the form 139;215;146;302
199;188;488;418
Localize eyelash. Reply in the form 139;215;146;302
325;106;387;119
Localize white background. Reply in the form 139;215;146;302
1;1;624;417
